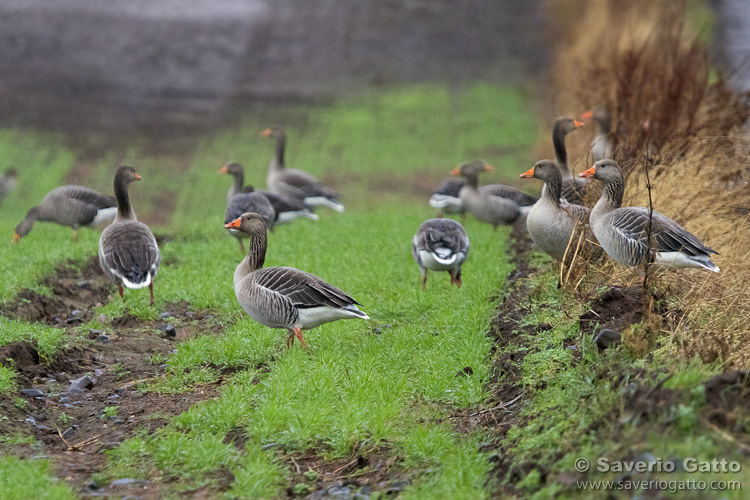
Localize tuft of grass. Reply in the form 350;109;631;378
0;365;16;394
0;320;67;359
0;456;76;500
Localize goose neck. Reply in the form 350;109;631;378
239;227;267;274
541;173;563;206
593;173;624;216
552;127;570;175
114;178;135;221
274;134;286;169
229;170;244;199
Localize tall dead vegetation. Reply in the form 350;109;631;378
546;0;750;367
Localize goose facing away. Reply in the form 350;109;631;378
218;162;318;225
98;166;161;305
551;116;587;204
13;185;117;242
259;125;344;212
0;167;18;206
520;160;590;261
412;218;470;289
429;178;465;216
580;106;613;162
450;160;532;228
225;212;368;350
579;160;719;272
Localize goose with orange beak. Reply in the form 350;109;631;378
548;116;588;204
580;106;613;162
519;160;590;261
580;160;719;272
450;160;537;229
226;212;368;350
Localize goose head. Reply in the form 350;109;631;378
553;116;585;136
259;125;285;140
579;159;622;182
224;212;267;235
520;159;560;182
12;207;40;242
115;165;142;186
450;160;494;178
217;162;243;177
580;106;611;133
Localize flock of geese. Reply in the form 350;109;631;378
8;111;719;349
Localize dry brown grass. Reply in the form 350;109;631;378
544;0;750;367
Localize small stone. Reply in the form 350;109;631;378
71;309;82;317
114;419;126;425
62;426;76;439
158;364;169;371
66;317;84;325
69;375;95;394
261;442;279;451
45;379;56;385
110;478;150;488
97;335;111;343
94;368;105;378
21;389;45;397
594;329;621;350
71;401;85;406
566;345;576;350
35;424;51;431
98;313;107;322
328;485;351;498
76;280;92;289
163;325;176;338
25;416;36;425
158;312;172;319
185;312;194;318
108;394;120;400
62;404;75;409
58;397;70;404
204;315;213;320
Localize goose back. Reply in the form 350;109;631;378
412;218;470;281
429;178;465;214
99;221;161;288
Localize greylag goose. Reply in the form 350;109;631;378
579;160;719;272
224;190;275;252
225;212;368;350
550;116;586;204
412;218;470;289
13;185;116;242
260;126;344;212
98;166;161;305
218;162;318;225
450;160;535;228
429;178;465;216
580;106;613;161
0;167;18;206
520;160;590;261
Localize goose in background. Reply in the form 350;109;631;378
451;160;536;228
520;160;590;261
226;212;368;350
13;185;116;242
429;178;465;216
98;166;161;305
260;125;344;212
218;162;318;225
0;167;18;206
580;106;613;161
550;116;587;204
224;189;275;252
579;160;719;272
412;218;470;289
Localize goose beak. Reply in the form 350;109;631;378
217;165;228;174
11;233;19;244
259;128;272;137
519;167;535;178
484;164;495;172
579;166;596;178
574;120;585;128
224;218;242;229
450;167;461;176
134;173;142;180
579;110;594;121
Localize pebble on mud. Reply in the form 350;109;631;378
594;329;622;349
110;478;151;488
21;388;45;397
68;375;96;394
158;312;172;319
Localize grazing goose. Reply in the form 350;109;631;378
98;166;161;305
13;185;116;242
412;218;470;289
579;160;719;272
520;160;590;261
429;178;465;216
225;212;368;350
580;106;613;162
0;167;18;206
260;125;344;212
550;116;587;204
218;162;318;225
450;160;533;228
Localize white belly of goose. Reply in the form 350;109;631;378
276;210;319;223
297;305;369;330
429;194;463;212
653;251;720;272
418;248;461;271
304;196;344;212
92;207;117;225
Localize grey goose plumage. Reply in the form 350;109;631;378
98;166;161;305
580;160;719;272
412;218;470;289
580;106;613;162
13;184;117;242
429;178;465;216
260;126;344;212
520;160;590;261
451;160;536;228
551;116;588;204
226;212;368;350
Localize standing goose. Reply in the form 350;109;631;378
0;167;18;206
98;166;161;305
13;185;116;242
412;218;470;289
429;178;465;216
260;125;344;212
520;160;590;261
450;160;532;228
550;116;587;204
224;189;276;252
579;160;719;272
218;162;318;225
580;106;613;162
225;212;368;350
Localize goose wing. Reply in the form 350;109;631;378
254;266;362;309
433;178;465;197
258;190;308;213
99;221;160;287
479;184;538;207
278;169;340;201
416;219;470;256
225;193;276;226
55;185;117;209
